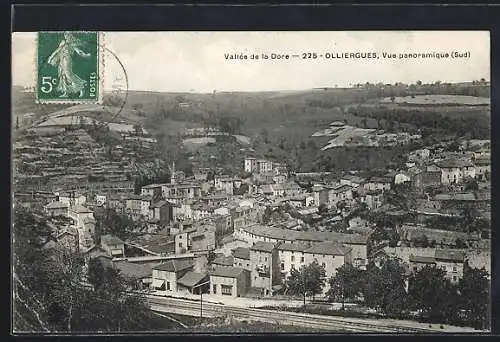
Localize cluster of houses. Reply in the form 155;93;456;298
25;129;491;301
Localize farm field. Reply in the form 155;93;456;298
380;94;490;106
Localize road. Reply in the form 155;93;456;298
146;295;480;333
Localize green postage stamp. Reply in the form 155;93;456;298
36;31;103;104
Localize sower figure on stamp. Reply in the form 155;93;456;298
47;31;91;98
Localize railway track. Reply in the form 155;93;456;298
146;296;458;333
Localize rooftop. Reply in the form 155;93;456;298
435;249;466;262
232;247;250;260
437;159;474;169
250;241;275;253
409;255;436;264
242;224;369;245
70;204;93;214
177;271;208;288
434;193;477;202
45;201;68;209
150;200;169;208
212;255;234;266
141;183;167;189
368;176;392;183
277;242;309;252
304;241;352;256
210;266;246;278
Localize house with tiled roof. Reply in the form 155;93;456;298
177;271;209;294
232;247;251;270
407;248;466;284
209;266;250;298
473;155;491;181
100;234;125;258
277;240;352;293
436;158;475;185
237;224;369;269
249;241;281;296
435;249;466;283
212;255;234;269
44;201;69;217
363;176;392;192
152;259;195;292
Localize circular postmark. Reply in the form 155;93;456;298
91;43;130;131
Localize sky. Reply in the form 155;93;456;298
12;31;490;93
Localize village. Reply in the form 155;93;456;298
13;116;491;309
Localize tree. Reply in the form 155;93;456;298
412;234;429;248
458;263;490;329
13;208;159;332
94;208;137;240
261;207;273;224
326;264;364;310
455;238;467;249
460;204;480;234
364;258;408;317
336;201;347;213
286;261;326;305
370;226;389;243
464;178;479;192
408;265;460;323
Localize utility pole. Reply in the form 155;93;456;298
192;280;210;319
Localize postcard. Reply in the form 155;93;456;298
11;31;491;334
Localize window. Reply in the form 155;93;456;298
221;285;233;296
281;263;285;271
322;262;326;268
453;276;457;282
213;284;217;294
265;257;268;262
453;266;457;272
291;255;295;262
166;282;171;291
291;264;295;269
179;242;183;248
301;257;304;263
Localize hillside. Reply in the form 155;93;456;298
12;82;491;174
